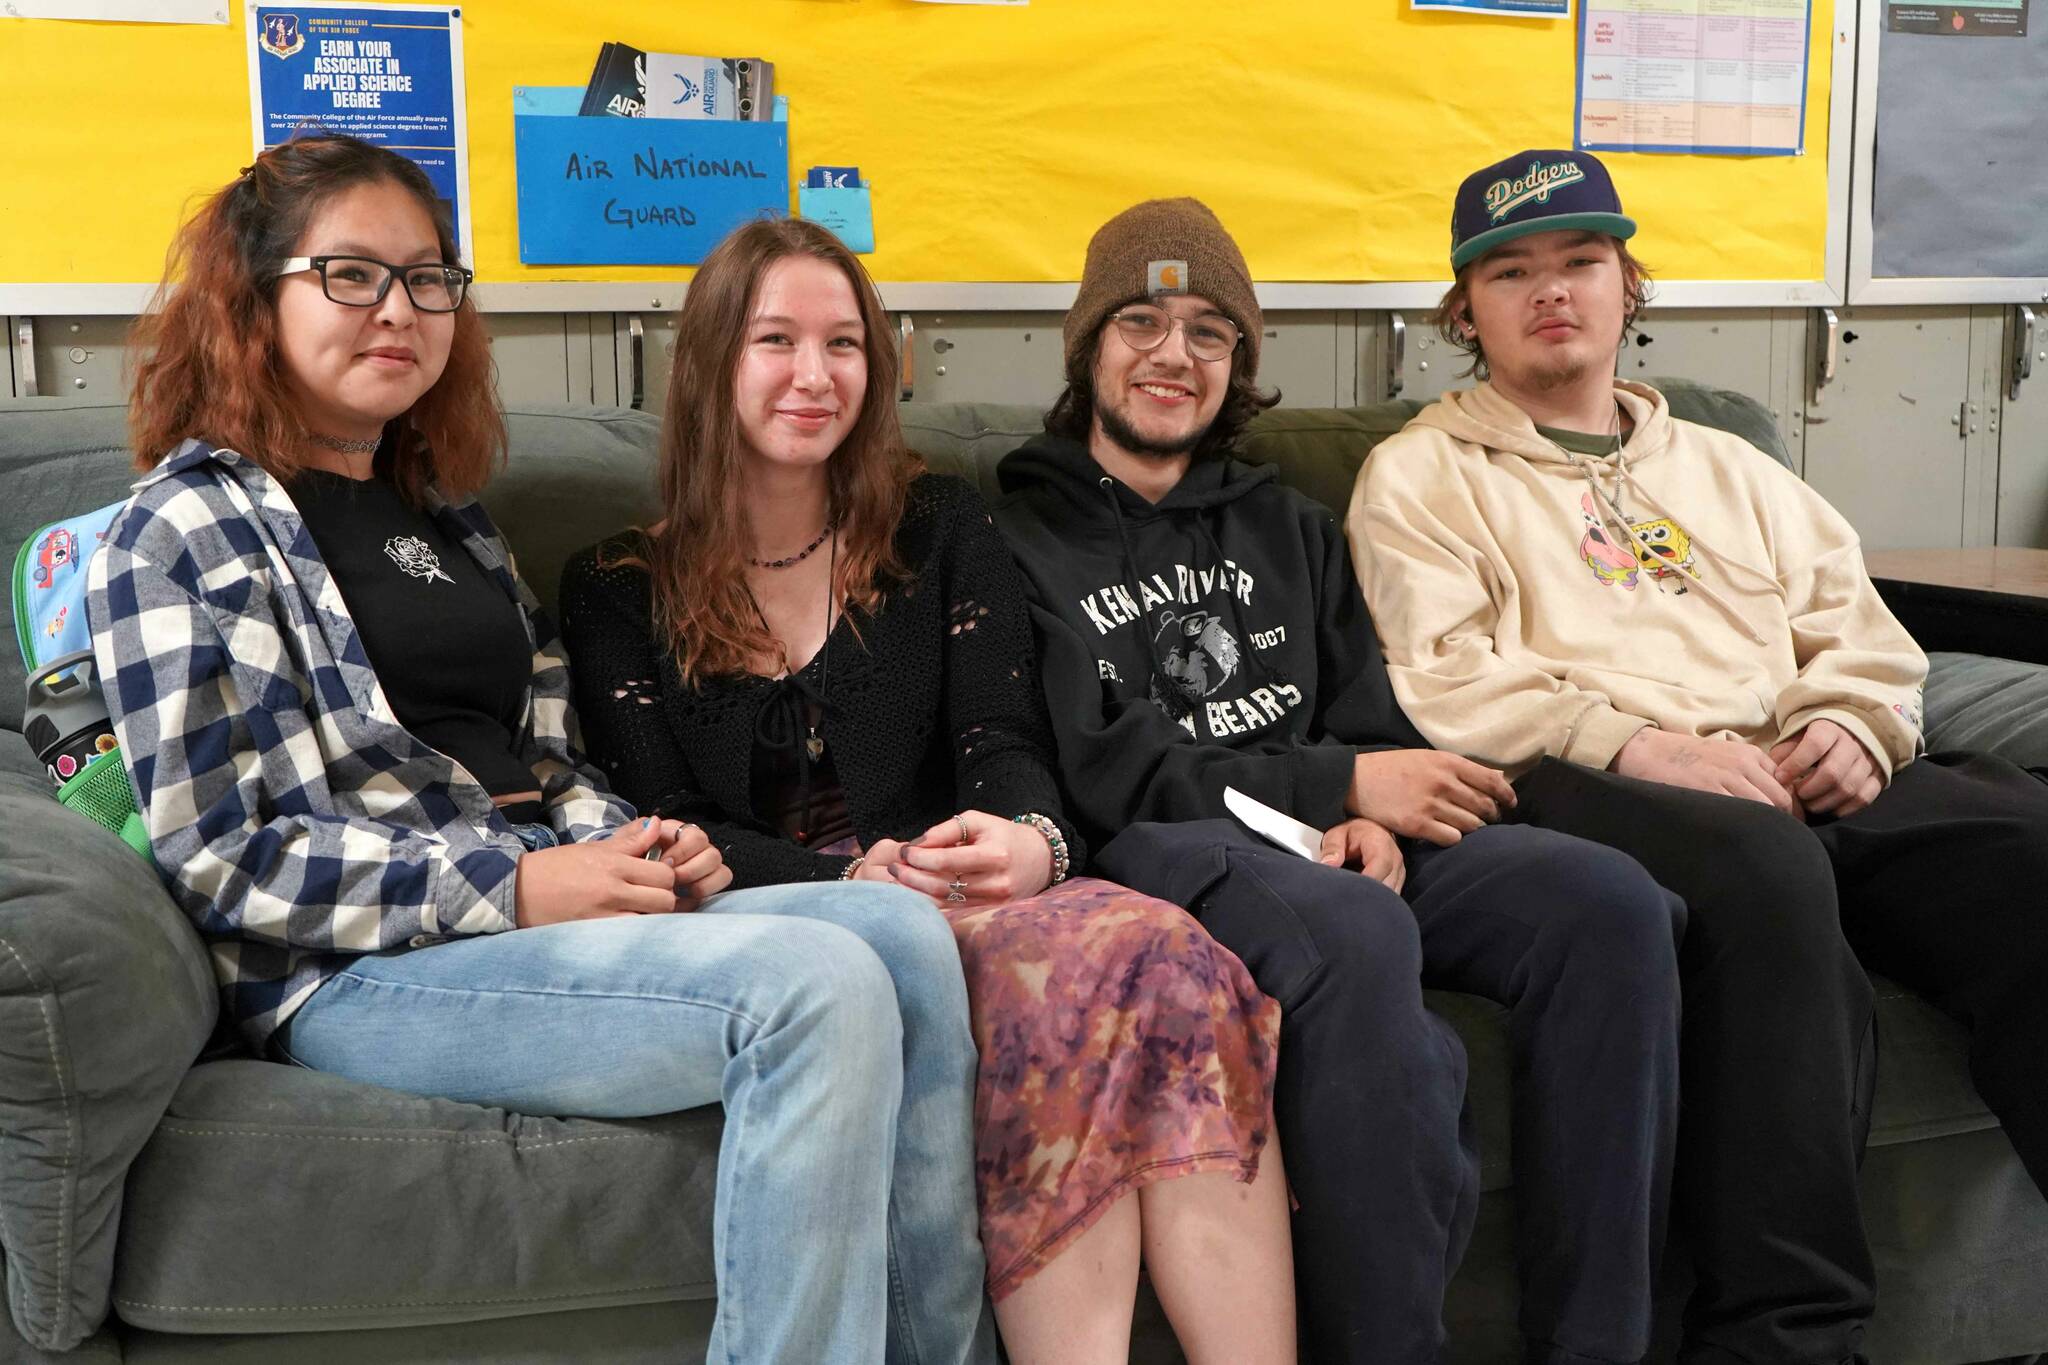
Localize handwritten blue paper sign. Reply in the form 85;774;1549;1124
513;114;790;265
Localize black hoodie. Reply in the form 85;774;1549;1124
992;431;1426;851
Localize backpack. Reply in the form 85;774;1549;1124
13;502;153;863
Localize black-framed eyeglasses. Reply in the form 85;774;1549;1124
1107;306;1241;363
277;255;473;313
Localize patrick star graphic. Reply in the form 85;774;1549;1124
1578;493;1640;589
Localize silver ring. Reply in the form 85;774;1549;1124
954;815;970;844
946;877;966;903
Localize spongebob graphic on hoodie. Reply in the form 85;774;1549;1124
1578;492;1700;592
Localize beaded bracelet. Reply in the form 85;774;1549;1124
1013;812;1071;885
839;856;866;881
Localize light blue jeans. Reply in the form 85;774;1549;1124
277;874;994;1365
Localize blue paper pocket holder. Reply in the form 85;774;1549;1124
797;182;875;255
512;87;791;266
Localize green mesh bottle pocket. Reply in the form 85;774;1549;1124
55;746;154;866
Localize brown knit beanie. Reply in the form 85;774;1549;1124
1064;198;1262;379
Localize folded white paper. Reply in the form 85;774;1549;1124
1223;786;1325;862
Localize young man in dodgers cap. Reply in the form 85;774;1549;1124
1355;148;2048;1361
993;197;1692;1364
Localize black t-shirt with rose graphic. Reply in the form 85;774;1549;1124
288;466;537;799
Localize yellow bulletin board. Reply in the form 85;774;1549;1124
0;0;1842;300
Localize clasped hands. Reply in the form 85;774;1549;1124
852;809;1055;908
1611;718;1881;819
514;818;734;928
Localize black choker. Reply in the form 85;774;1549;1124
309;432;381;456
750;523;835;569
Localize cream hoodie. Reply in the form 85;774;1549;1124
1348;380;1926;779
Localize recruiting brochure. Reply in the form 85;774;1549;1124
246;2;472;264
579;41;646;117
582;42;778;121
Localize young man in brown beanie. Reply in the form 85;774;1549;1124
993;197;1688;1365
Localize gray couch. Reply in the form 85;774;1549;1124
4;388;2047;1364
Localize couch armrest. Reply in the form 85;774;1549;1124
0;774;217;1351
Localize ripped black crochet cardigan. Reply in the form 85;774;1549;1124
558;473;1085;888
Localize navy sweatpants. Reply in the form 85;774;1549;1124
1512;757;1879;1365
1503;750;2048;1365
1097;818;1682;1365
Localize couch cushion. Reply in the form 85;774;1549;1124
1922;650;2048;768
899;403;1043;503
0;774;217;1351
113;1060;721;1335
481;407;662;620
0;732;37;785
1241;405;1425;520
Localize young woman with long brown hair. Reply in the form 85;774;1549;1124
89;133;993;1365
560;217;1297;1364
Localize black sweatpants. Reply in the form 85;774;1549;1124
1814;752;2048;1192
1512;757;1883;1365
1098;818;1683;1365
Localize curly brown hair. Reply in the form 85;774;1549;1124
127;133;503;503
632;217;918;684
1043;318;1278;457
1429;236;1655;381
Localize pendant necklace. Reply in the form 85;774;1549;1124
806;530;836;760
745;522;836;762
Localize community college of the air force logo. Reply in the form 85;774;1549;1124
260;13;305;59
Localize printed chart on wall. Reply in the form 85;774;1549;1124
1576;0;1810;153
245;1;472;263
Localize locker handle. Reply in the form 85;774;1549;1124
898;314;915;401
627;315;645;411
2013;305;2037;402
1386;313;1406;399
13;318;36;398
1812;307;1838;400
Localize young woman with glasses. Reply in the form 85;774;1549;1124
89;133;993;1365
560;216;1296;1365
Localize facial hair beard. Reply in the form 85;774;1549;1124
1095;392;1211;459
1523;352;1591;393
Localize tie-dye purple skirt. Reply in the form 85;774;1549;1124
941;875;1281;1300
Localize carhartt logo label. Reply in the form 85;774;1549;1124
1148;260;1187;294
1484;161;1587;223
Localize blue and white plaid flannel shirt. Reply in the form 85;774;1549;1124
87;439;635;1050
